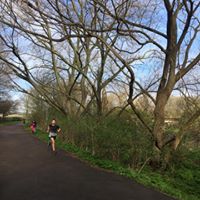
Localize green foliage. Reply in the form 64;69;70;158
55;114;154;168
26;106;200;200
166;148;200;199
30;128;200;200
0;120;20;126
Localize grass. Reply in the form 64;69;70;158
0;120;20;126
27;128;200;200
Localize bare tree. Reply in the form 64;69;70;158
0;0;143;118
0;98;18;118
93;0;200;154
0;0;199;165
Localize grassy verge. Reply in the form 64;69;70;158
0;120;20;126
30;128;199;200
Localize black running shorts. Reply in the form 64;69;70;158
49;136;56;140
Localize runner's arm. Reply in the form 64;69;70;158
57;128;61;134
47;126;50;133
58;128;65;141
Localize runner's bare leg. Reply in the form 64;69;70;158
50;137;56;151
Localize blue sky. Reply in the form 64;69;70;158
3;0;200;104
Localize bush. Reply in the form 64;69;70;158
39;112;153;169
27;107;200;200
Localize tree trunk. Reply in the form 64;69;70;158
151;92;171;168
2;113;6;120
96;95;103;117
173;136;181;150
153;93;169;149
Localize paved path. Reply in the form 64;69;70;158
0;124;175;200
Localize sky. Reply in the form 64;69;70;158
1;0;200;109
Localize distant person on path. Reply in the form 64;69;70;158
30;121;37;134
47;119;61;153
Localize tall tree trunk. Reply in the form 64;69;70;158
153;92;169;149
96;90;102;117
151;92;171;168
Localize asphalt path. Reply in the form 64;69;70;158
0;124;176;200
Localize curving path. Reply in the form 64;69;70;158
0;124;176;200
